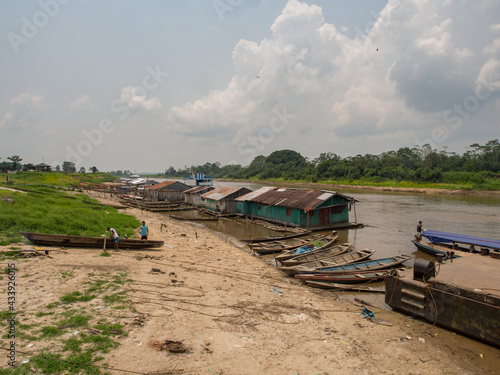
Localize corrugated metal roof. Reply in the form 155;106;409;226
235;186;276;202
235;187;356;211
184;186;214;195
147;180;187;190
201;186;250;201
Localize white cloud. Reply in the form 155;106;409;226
0;89;45;130
70;94;93;110
118;86;161;112
166;0;500;162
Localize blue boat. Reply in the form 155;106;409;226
295;255;412;275
421;230;500;251
411;240;461;258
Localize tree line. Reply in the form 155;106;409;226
0;157;99;174
163;140;500;189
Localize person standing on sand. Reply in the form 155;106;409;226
107;227;119;251
140;221;149;240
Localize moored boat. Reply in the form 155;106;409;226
299;255;412;275
20;231;164;249
281;242;351;266
280;249;375;276
250;234;327;255
274;234;338;262
295;269;393;283
304;281;385;292
240;230;312;243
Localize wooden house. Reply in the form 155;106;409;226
147;180;190;202
201;186;251;214
183;186;215;206
235;187;358;229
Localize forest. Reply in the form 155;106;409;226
163;140;500;190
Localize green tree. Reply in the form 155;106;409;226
91;166;98;173
7;155;23;171
79;167;86;173
62;161;76;173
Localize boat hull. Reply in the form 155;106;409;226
20;231;164;249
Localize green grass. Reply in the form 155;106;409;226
2;171;117;187
0;185;140;245
60;291;96;304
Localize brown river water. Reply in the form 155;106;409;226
159;179;500;370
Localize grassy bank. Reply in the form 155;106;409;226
2;171;117;188
0;177;139;246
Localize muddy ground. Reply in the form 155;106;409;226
1;192;498;374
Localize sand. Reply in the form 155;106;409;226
1;192;498;375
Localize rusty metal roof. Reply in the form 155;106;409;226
184;186;214;195
201;186;251;201
147;180;188;190
235;187;356;211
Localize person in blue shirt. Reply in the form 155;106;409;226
140;221;149;240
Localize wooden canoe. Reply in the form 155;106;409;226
20;231;164;249
274;235;338;263
304;281;385;292
240;230;312;243
294;269;390;283
250;234;326;255
297;255;412;275
280;249;375;276
281;242;351;266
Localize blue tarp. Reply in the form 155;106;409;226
422;230;500;250
294;245;317;255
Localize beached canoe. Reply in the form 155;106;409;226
296;255;412;275
250;234;327;255
240;230;312;243
274;234;338;262
280;249;375;276
295;269;391;284
20;231;164;249
281;242;351;266
304;281;385;292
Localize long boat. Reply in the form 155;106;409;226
281;243;352;266
296;255;412;275
280;249;375;276
411;240;462;258
250;234;327;255
274;235;338;262
304;281;385;292
20;231;164;249
240;230;312;243
295;269;392;284
421;230;500;251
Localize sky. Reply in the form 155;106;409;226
1;0;500;173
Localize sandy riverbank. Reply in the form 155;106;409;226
218;179;500;197
1;192;498;374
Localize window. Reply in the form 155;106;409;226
308;210;314;217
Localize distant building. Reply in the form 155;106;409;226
183;186;215;206
235;187;359;229
35;163;52;172
201;186;251;214
147;180;190;202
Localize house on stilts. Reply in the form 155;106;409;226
235;186;361;230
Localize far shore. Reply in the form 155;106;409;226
216;179;500;197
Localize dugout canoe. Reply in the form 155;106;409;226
250;234;327;255
296;255;412;275
274;234;338;263
281;242;351;266
280;249;375;276
20;231;164;249
304;281;385;292
240;230;312;243
294;269;392;284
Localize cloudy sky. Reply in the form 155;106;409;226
1;0;499;173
